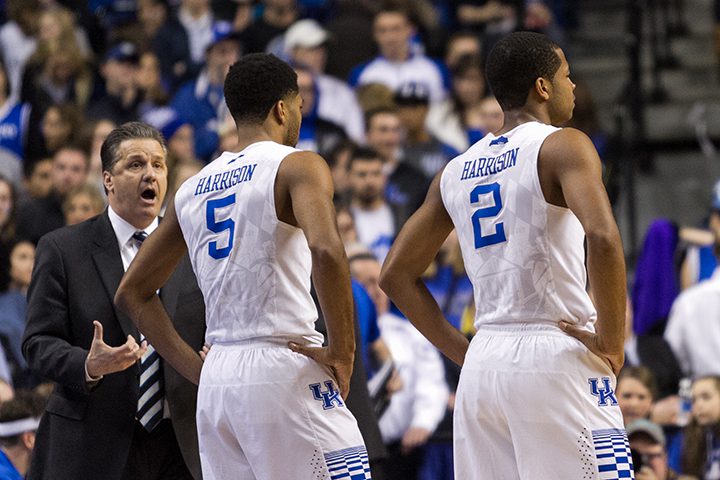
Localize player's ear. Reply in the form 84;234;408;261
534;76;552;101
272;100;287;124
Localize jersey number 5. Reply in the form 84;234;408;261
206;194;236;259
470;182;506;249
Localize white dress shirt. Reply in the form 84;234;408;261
665;268;720;378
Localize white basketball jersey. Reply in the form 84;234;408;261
174;141;323;346
440;121;597;330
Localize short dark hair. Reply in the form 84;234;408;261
364;107;397;133
224;53;298;124
348;147;383;170
485;32;561;111
0;390;44;448
100;122;166;174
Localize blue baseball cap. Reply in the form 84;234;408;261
103;42;139;64
206;21;241;52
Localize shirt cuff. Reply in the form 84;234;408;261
84;357;103;383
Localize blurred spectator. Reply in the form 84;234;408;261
0;391;45;479
177;0;216;70
37;103;84;159
665;228;720;378
324;0;376;80
677;376;720;478
336;204;358;247
626;419;679;480
427;53;490;153
87;42;141;125
0;60;29;186
0;176;16;245
15;145;89;244
144;107;196;166
85;118;117;192
0;240;34;387
349;6;449;104
563;78;608;160
444;30;482;69
140;0;193;91
624;298;683;401
395;81;458;178
294;66;348;158
136;51;171;117
365;107;429;224
348;147;397;263
452;0;521;57
0;0;40;99
171;21;241;160
378;302;448;479
356;82;396;115
326;139;357;203
35;6;92;60
522;0;564;44
680;180;720;289
617;366;659;427
242;0;299;53
62;184;105;226
165;159;203;210
21;158;52;201
284;19;365;142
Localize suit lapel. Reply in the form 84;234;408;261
92;211;139;338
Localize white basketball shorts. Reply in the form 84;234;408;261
196;340;371;480
454;324;633;480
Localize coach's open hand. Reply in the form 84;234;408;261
86;320;148;378
559;321;624;376
288;342;353;400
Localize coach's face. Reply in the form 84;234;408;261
104;138;167;229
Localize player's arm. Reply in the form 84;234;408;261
114;197;204;385
541;128;627;375
278;151;356;399
380;172;470;367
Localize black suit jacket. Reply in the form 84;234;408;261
22;211;205;480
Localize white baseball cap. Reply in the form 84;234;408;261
284;19;329;51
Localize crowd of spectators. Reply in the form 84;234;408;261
0;0;717;478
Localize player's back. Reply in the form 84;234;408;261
174;141;323;346
440;121;596;330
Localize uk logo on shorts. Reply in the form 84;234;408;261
310;381;345;410
589;377;619;407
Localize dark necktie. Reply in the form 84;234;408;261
132;231;164;431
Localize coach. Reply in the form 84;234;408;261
22;122;205;480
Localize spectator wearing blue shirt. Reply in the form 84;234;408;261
171;21;241;161
0;392;44;480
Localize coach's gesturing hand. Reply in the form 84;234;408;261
288;343;353;400
86;320;148;378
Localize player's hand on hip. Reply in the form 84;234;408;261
288;342;353;399
86;320;148;378
559;321;624;376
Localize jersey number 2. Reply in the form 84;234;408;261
470;182;506;249
206;194;236;259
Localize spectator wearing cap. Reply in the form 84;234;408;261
241;0;299;54
284;19;365;142
680;179;720;289
87;42;142;125
349;6;449;105
171;21;241;161
627;419;679;480
395;81;458;179
143;106;197;169
665;196;720;378
0;392;44;480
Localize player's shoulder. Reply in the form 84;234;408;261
540;127;600;167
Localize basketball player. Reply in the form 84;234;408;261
380;32;631;479
115;53;370;480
